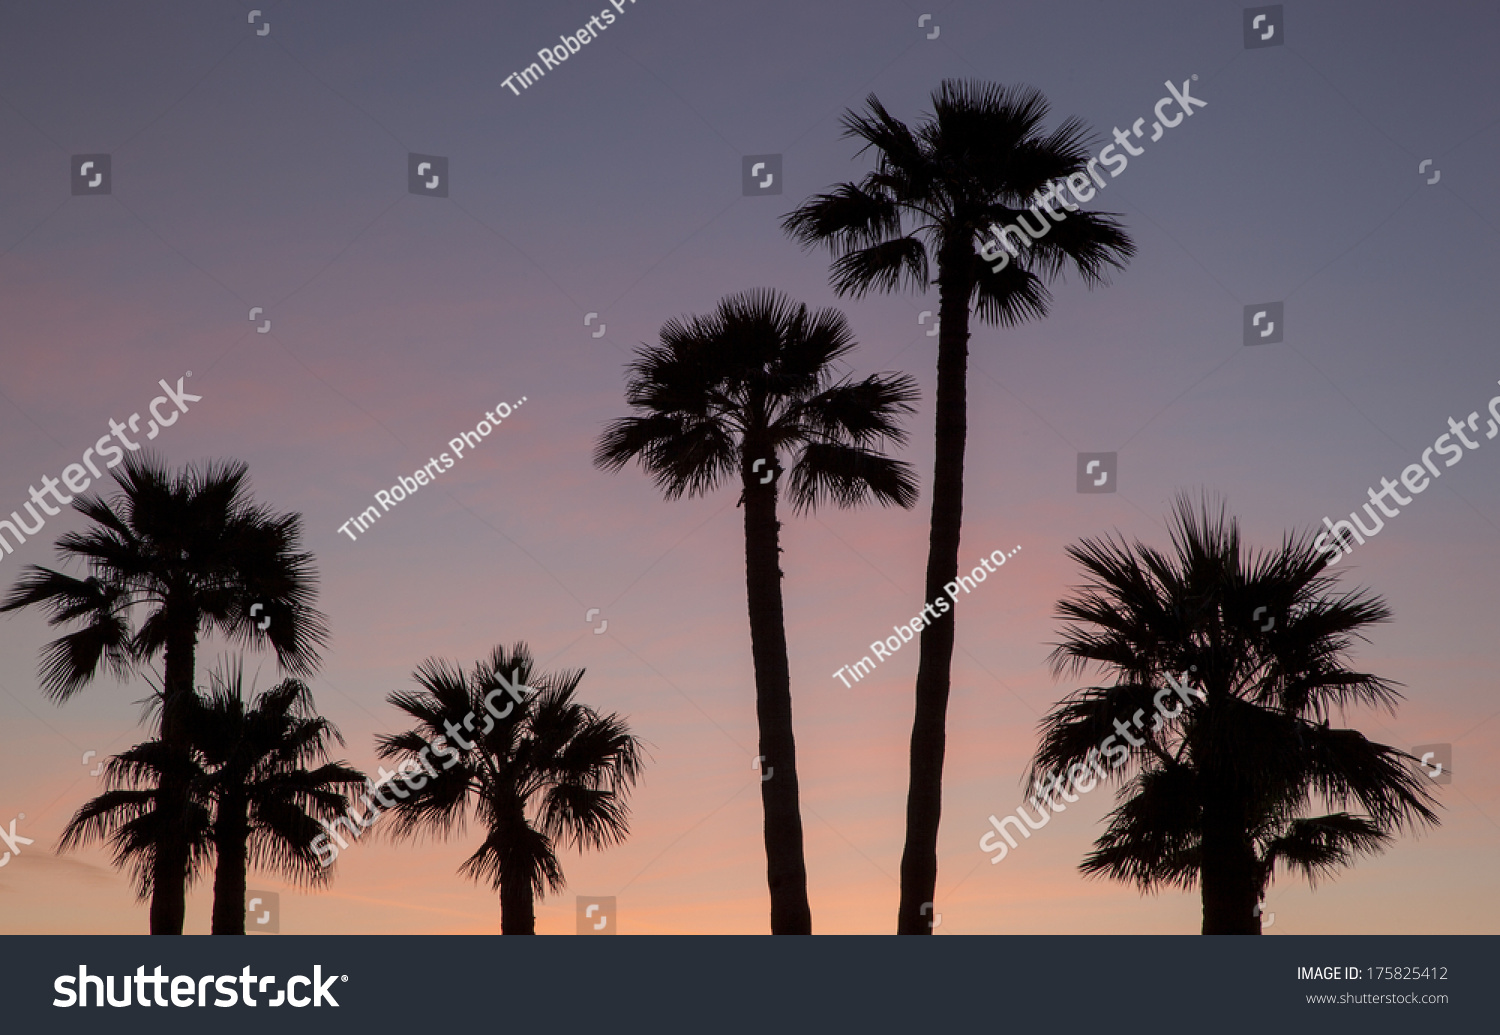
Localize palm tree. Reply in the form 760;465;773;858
191;665;365;934
376;643;643;935
59;667;364;934
1;455;328;933
594;288;919;934
1028;495;1439;933
783;81;1135;933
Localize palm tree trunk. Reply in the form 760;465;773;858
1200;800;1262;934
210;796;248;935
742;467;813;934
898;245;972;935
150;613;196;935
499;871;536;934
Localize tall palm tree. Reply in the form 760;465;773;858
594;288;919;934
376;643;643;935
191;665;365;935
1;455;328;933
783;81;1135;933
59;668;363;935
1029;495;1439;934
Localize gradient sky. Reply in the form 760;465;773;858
1;0;1497;935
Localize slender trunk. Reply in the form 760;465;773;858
150;609;196;935
742;459;812;934
898;245;972;935
210;793;249;935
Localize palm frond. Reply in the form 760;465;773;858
785;442;919;514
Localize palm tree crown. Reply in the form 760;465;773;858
594;287;919;511
1;455;327;701
782;80;1134;321
1029;495;1439;933
376;643;643;935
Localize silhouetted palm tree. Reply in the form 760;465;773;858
191;665;365;934
2;455;328;933
60;669;362;934
376;643;643;934
1029;495;1439;934
784;81;1135;933
594;288;918;934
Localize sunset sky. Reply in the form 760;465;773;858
1;0;1497;935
